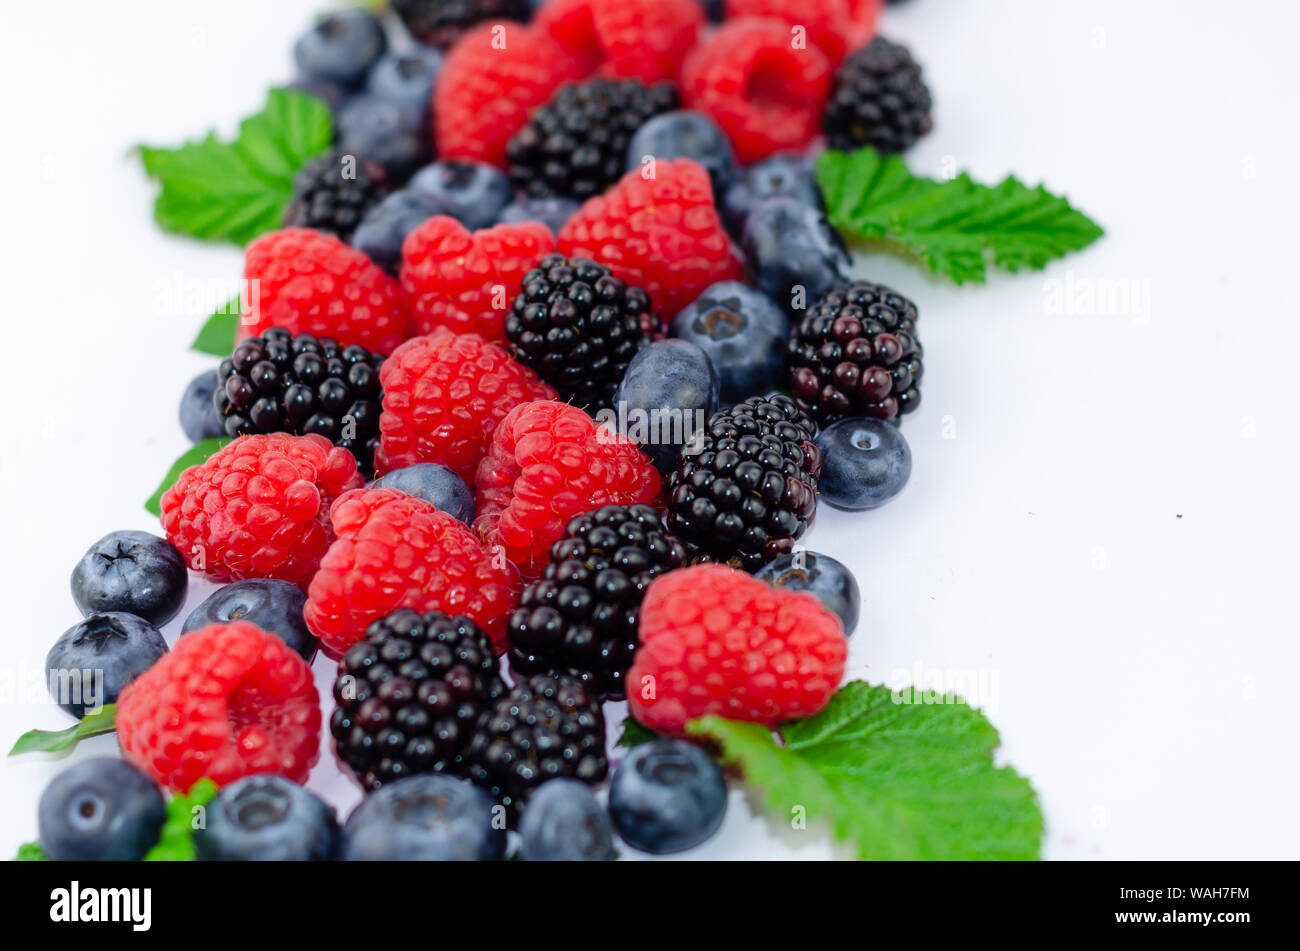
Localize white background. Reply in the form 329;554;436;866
1;0;1297;860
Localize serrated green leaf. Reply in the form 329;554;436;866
144;438;229;517
817;148;1104;284
615;716;659;749
145;778;219;861
8;705;118;757
191;296;242;356
139;88;332;246
688;682;1043;860
14;841;49;861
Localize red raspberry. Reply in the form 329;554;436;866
681;19;834;163
473;400;661;578
537;0;704;83
557;160;743;319
159;433;363;588
117;621;321;792
305;488;520;656
238;228;409;355
376;329;557;482
628;564;847;734
436;23;591;167
401;216;555;342
725;0;884;66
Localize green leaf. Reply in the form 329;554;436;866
144;438;229;517
8;705;118;757
191;295;242;356
687;682;1044;860
14;841;49;861
139;88;333;246
145;778;219;861
817;148;1104;284
616;716;659;749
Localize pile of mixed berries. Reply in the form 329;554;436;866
32;0;931;861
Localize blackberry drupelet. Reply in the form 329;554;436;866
822;37;933;154
506;79;679;200
282;149;391;241
331;610;506;792
787;280;923;425
215;328;385;475
392;0;531;50
505;254;652;412
666;394;822;572
507;505;688;700
467;672;607;818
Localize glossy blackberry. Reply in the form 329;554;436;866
331;610;506;792
506;79;679;200
787;280;923;425
467;673;607;819
508;505;688;700
666;394;821;572
283;149;391;240
823;37;933;154
392;0;531;50
216;328;385;475
505;254;652;412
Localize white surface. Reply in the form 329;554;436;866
1;0;1297;860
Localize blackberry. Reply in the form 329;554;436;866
392;0;531;50
822;37;933;154
507;505;688;700
283;149;391;241
216;327;384;475
787;280;923;425
665;394;821;572
331;610;506;792
467;672;607;818
505;254;652;412
506;79;679;200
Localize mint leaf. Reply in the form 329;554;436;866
145;778;218;861
817;148;1104;284
14;841;49;861
688;682;1043;860
616;716;658;749
144;438;229;517
9;704;118;757
139;88;332;246
191;295;242;356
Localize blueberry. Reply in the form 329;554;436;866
625;111;738;194
815;417;912;510
722;153;821;235
341;774;506;861
366;48;442;119
182;579;317;662
496;196;581;235
38;758;166;861
351;189;446;272
612;339;720;476
670;281;789;404
336;95;431;180
179;369;225;443
196;775;339;861
519;778;616;861
293;10;387;90
757;551;860;636
608;739;727;854
370;463;475;524
741;196;851;314
408;161;514;232
70;530;187;626
46;613;167;718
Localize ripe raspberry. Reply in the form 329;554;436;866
401;216;555;342
557;159;743;319
376;329;557;482
117;621;321;792
435;23;590;168
536;0;704;84
473;400;662;578
681;19;833;163
305;488;520;657
238;228;409;355
159;433;364;588
392;0;531;51
628;564;847;734
725;0;884;66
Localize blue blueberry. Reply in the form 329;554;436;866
71;530;187;626
519;778;616;861
624;111;738;194
179;369;225;443
814;417;912;510
612;340;720;476
293;10;387;89
496;196;581;235
352;189;446;272
38;758;166;861
722;153;821;235
408;161;514;232
336;95;431;179
609;738;727;854
741;196;851;314
366;48;442;119
670;281;789;404
341;774;506;861
182;579;317;662
370;463;475;524
284;75;352;113
46;613;167;718
756;551;860;636
196;775;339;861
